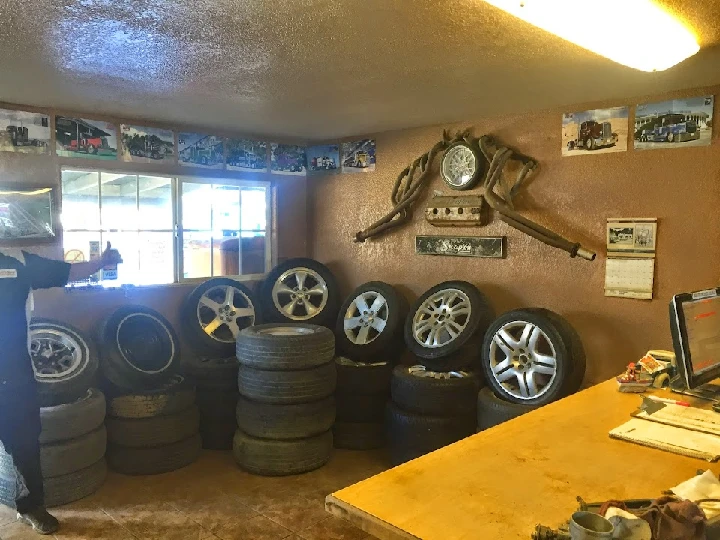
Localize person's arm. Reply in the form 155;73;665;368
24;242;123;289
67;242;123;283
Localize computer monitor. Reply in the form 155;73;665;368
669;287;720;399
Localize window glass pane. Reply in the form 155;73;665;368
101;173;137;230
241;187;267;231
139;176;173;230
181;183;212;230
242;235;266;274
102;231;140;285
183;231;212;279
63;231;103;283
212;185;240;234
61;171;100;230
139;232;175;285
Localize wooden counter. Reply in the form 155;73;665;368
326;380;718;540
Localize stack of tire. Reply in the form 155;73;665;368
476;308;586;431
98;306;201;475
181;278;259;450
332;282;406;450
0;320;107;507
387;281;495;465
234;324;336;476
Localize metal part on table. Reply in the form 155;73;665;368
532;525;570;540
424;195;489;226
416;236;504;258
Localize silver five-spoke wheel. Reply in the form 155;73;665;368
198;285;256;343
412;288;472;348
343;291;388;345
271;267;328;321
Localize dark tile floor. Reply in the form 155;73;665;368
0;449;389;540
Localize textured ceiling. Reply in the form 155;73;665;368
0;0;718;140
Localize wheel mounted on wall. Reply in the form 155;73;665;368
29;319;98;407
440;140;485;191
259;258;340;327
182;278;258;357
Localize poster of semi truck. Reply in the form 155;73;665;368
55;117;118;160
342;139;376;172
562;107;628;157
271;144;306;176
0;108;50;155
227;139;267;172
307;144;339;172
178;133;224;169
634;96;713;150
120;124;175;164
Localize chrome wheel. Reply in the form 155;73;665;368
407;365;468;379
441;144;477;188
30;330;83;378
197;285;256;343
412;288;471;348
487;320;558;400
343;291;388;345
336;356;388;368
271;267;328;321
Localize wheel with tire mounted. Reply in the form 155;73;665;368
107;434;201;475
391;365;480;416
98;305;181;390
440;140;485;191
236;324;335;371
182;278;258;357
386;403;475;466
105;375;195;419
335;357;392;394
333;422;385;450
185;356;238;390
476;387;538;431
106;405;200;447
39;388;106;444
480;309;572;406
29;319;98;407
237;362;336;404
259;258;340;327
236;395;335;439
404;281;494;371
335;282;405;361
233;429;332;476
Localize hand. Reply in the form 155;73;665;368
100;242;123;267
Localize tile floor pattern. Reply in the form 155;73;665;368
0;450;389;540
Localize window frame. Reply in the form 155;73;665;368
59;166;275;287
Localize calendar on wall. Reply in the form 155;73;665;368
605;218;657;300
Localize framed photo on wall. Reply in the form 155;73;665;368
0;184;57;243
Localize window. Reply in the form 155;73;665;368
61;169;272;286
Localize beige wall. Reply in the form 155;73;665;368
0;102;308;337
309;85;720;385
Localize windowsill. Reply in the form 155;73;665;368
64;273;266;292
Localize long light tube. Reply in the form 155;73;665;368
483;0;700;71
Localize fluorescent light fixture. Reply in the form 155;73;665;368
483;0;700;71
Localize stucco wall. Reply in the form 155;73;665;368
309;86;720;385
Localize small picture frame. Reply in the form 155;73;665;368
0;184;57;244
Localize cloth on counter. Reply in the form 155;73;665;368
600;496;705;540
605;508;651;540
672;469;720;520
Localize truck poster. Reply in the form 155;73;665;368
562;107;628;157
270;143;306;176
55;116;118;160
634;96;713;150
178;132;224;169
306;144;339;173
227;139;267;172
0;108;50;155
120;124;175;164
342;139;376;173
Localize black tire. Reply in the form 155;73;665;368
196;388;239;420
238;363;336;404
259;258;340;327
416;340;482;372
39;388;106;444
106;406;200;448
185;356;238;390
199;418;237;450
232;429;332;476
107;434;201;475
391;365;479;416
45;458;107;508
181;278;258;357
480;309;570;406
477;387;538;431
40;427;107;478
335;393;387;423
386;404;475;466
335;282;405;361
98;305;181;390
236;395;335;439
105;375;195;419
333;422;385;450
336;357;392;394
236;324;335;371
404;281;495;362
526;309;586;397
440;140;485;191
29;319;99;407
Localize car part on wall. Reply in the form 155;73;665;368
424;195;489;226
416;235;504;258
259;258;340;327
440;140;485;190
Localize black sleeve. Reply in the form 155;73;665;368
22;252;71;290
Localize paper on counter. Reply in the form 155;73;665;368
609;418;720;461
